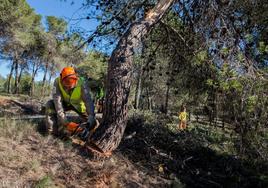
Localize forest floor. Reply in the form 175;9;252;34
0;95;267;188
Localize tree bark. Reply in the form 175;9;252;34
164;84;170;114
17;64;25;94
164;59;172;114
30;62;39;96
146;86;153;111
48;72;52;85
90;0;175;154
7;60;15;93
41;62;48;96
134;66;143;109
14;59;19;94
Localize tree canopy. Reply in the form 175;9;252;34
0;0;267;165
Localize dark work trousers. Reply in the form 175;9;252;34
45;100;88;135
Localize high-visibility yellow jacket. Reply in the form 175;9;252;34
179;111;187;121
58;77;87;113
48;77;95;125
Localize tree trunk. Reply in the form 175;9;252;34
41;63;48;96
146;86;152;111
30;63;39;96
48;71;53;85
164;84;170;114
163;59;172;114
7;60;15;93
48;74;52;85
134;66;143;109
90;0;175;154
17;64;25;94
14;59;19;94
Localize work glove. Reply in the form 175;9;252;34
87;115;97;131
78;116;96;141
78;128;90;141
65;122;82;133
58;112;67;126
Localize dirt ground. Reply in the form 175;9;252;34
0;96;267;188
0;96;12;106
0;96;174;188
1;119;267;188
0;95;42;116
0;122;173;188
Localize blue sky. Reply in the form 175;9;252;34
0;0;98;80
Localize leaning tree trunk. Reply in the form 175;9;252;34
89;0;175;154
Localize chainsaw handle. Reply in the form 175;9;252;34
71;122;86;136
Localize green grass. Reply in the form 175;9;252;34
35;175;55;188
0;118;37;141
27;159;41;172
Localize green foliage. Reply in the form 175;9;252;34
20;73;31;94
258;42;266;53
0;0;90;97
3;75;14;92
13;29;35;48
195;50;208;64
46;16;67;35
129;109;158;125
245;95;258;113
206;79;215;87
35;175;54;188
245;34;254;44
237;52;245;62
77;51;108;80
220;47;229;56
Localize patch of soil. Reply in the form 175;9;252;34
0;96;11;106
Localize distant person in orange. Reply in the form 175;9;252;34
178;105;187;130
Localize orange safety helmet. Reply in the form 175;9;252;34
60;67;78;89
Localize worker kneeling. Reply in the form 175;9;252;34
45;67;97;140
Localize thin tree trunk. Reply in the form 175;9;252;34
30;71;38;96
17;64;25;94
14;59;19;94
146;87;152;111
163;58;173;114
134;66;143;109
48;71;53;85
41;63;48;96
30;63;38;96
90;0;175;154
48;63;55;86
7;60;15;93
164;84;170;114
